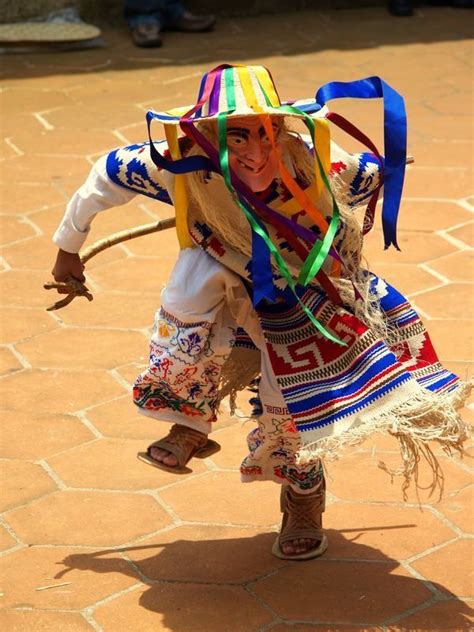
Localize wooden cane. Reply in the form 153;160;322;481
44;217;176;311
44;156;414;311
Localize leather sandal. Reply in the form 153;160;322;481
137;424;220;474
272;480;328;560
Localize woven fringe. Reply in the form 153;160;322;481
216;345;261;414
297;381;472;500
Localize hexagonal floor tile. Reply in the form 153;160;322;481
0;410;94;460
252;559;432;623
4;490;172;546
402;166;472;199
327;452;472;505
0;215;37;245
427;320;474;362
208;422;254;470
16;328;147;370
85;396;161;440
363;230;456;266
47;438;208;490
88;257;176;293
0;346;23;376
0;461;57;512
365;262;440;297
93;583;273;632
158;472;281;526
124;524;284;583
1;369;125;414
0;545;140;610
56;292;159;330
396;201;472;232
2;270;56;308
324;502;456;562
413;283;474;320
271;625;381;632
410;538;474;598
0;525;18;552
448;222;473;249
0;610;93;632
0;307;58;344
388;598;474;630
124;230;179;258
427;250;474;283
0;181;65;213
436;486;473;534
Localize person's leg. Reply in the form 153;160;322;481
242;353;327;558
163;0;216;32
124;0;170;47
388;0;413;15
124;0;170;27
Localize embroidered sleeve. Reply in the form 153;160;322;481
302;135;383;209
53;141;176;253
106;141;173;205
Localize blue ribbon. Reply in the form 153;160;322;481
250;223;277;307
315;76;407;250
146;111;216;174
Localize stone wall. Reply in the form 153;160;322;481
1;1;384;24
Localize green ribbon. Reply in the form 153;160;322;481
217;112;346;346
277;104;341;287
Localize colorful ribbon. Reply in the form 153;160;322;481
315;76;406;250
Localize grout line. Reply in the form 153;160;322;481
4;343;32;370
457;198;474;213
381;594;441;627
0;487;60;517
75;411;104;440
418;262;451;285
436;228;471;251
80;610;103;632
149;491;183;524
107;368;133;393
111;129;131;145
33;112;54;131
162;71;202;86
36;459;68;491
85;582;144;615
4;137;23;156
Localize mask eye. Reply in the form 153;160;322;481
260;123;280;145
227;133;248;151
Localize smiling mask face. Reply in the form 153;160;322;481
226;116;281;192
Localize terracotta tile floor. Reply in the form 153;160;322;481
1;5;473;631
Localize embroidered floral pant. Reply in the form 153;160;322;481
132;248;324;492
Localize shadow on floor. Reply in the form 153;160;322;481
54;527;473;629
2;7;473;80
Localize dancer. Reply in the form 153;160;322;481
51;64;470;560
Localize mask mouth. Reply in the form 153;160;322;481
236;158;268;174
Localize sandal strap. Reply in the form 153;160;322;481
278;483;326;545
147;425;207;468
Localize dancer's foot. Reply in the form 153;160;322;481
273;484;327;560
149;425;207;468
137;425;220;474
280;536;320;556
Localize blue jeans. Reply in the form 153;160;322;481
124;0;185;28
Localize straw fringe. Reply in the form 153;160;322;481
216;345;261;414
297;380;472;500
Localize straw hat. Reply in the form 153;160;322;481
0;22;100;43
147;64;323;125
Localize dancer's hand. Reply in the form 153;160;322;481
52;249;85;292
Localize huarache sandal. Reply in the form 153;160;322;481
137;424;221;474
272;481;328;560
